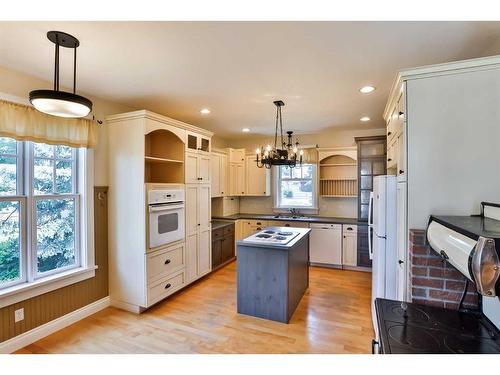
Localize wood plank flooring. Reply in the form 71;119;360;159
16;262;374;354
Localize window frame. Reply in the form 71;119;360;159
0;137;95;308
273;163;318;212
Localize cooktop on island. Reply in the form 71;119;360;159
375;298;500;354
242;227;302;245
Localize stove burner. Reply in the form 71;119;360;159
391;304;430;322
443;335;500;354
256;234;272;238
388;324;441;352
277;232;294;236
274;236;287;240
434;311;488;336
263;230;276;234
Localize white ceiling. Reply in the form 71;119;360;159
0;21;499;136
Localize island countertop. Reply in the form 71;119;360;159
236;227;311;249
212;213;366;226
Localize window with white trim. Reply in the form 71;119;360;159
0;136;82;290
275;164;317;209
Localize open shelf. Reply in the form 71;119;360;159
320;179;357;197
144;129;184;184
319;154;357;198
145;156;183;164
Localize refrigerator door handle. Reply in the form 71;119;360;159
368;225;373;260
368;192;374;226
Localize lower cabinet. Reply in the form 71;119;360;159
212;224;235;269
357;225;372;267
185;184;212;283
342;225;358;267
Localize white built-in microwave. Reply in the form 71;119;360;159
148;189;185;249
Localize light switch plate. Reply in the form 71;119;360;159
14;308;24;323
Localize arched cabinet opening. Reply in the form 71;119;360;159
144;129;185;183
319;154;357;197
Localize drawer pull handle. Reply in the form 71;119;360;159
387;158;392;162
387;131;392;136
256;222;261;225
165;283;172;289
285;224;290;227
346;227;353;231
164;259;171;265
399;169;405;174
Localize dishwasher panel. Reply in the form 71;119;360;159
309;223;342;266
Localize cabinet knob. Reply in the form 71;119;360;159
257;227;262;230
165;283;172;289
164;259;171;265
399;111;404;116
387;158;392;162
198;223;201;226
398;260;404;265
221;191;224;194
399;169;405;175
387;131;392;136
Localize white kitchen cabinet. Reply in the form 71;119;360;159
245;155;271;196
229;163;245;196
228;148;246;164
396;182;408;301
186;131;211;153
210;151;228;197
185;184;212;283
342;225;357;267
309;223;342;266
268;220;309;228
186;150;211;184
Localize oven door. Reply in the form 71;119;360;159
148;203;185;249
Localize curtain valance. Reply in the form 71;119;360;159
301;147;318;164
0;99;97;148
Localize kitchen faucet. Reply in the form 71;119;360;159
289;208;300;216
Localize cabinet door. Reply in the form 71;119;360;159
236;164;246;195
309;226;342;265
198;154;211;183
185;152;199;183
221;235;235;262
245;155;269;196
210;154;221;197
198;229;211;276
185;185;198;236
212;239;222;268
396;182;408;301
229;148;245;164
397;128;406;181
342;234;357;266
198;185;211;232
185;233;198;282
228;164;237;196
220;154;227;196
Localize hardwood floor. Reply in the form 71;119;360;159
16;262;374;354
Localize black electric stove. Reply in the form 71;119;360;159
375;298;500;354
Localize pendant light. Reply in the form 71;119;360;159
29;31;92;118
255;100;303;169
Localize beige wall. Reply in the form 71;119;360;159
0;65;133;186
223;127;385;218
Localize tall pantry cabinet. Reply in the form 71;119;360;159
106;110;213;313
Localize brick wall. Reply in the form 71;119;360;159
409;229;479;310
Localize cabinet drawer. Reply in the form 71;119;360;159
342;224;358;234
223;224;235;235
246;219;268;227
147;270;185;306
146;244;185;284
212;228;224;239
275;220;309;228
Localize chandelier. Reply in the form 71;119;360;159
255;100;303;169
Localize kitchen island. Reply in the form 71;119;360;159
236;227;311;323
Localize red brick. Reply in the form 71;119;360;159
445;280;466;291
445;302;460;310
412;256;444;268
464;293;479;305
412;287;427;298
429;289;462;302
411;246;430;255
409;230;426;245
428;267;444;278
443;268;465;280
412;278;444;289
417;298;445;308
411;266;427;276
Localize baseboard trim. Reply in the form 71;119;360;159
0;296;110;354
110;298;143;314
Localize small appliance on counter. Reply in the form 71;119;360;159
374;202;500;354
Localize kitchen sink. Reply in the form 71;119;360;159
273;214;312;220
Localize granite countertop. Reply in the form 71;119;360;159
236;227;312;249
211;220;235;230
212;213;367;226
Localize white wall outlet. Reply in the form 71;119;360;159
14;308;24;323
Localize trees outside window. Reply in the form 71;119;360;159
276;164;317;209
0;137;79;289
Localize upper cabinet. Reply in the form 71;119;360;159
229;148;245;164
245;155;271;196
144;129;185;184
211;150;228;197
318;147;357;198
385;83;406;182
187;131;211;153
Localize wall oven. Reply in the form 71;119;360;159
148;189;185;249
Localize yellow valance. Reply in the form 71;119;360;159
301;147;318;164
0;99;98;148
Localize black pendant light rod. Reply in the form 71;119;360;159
54;41;60;91
73;47;77;94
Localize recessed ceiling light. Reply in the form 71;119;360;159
359;86;376;94
242;128;250;132
360;117;371;122
200;108;211;114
